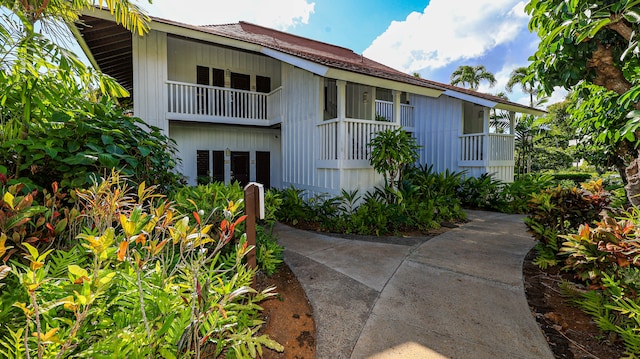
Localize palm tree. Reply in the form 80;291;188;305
505;67;538;107
450;65;497;90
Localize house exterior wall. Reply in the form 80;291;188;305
133;30;168;133
169;122;281;186
412;94;463;174
280;63;335;196
166;36;281;89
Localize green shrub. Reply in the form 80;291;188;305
525;179;611;268
0;100;184;193
0;172;282;358
550;172;592;184
171;182;284;275
457;173;505;210
501;173;555;213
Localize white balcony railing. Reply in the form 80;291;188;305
166;81;282;123
318;118;399;161
400;104;415;129
374;100;415;129
460;133;514;163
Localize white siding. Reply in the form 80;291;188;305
169;122;281;186
133;31;168;132
166;37;281;89
280;64;337;196
412;94;463;174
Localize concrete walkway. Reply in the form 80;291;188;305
273;210;554;359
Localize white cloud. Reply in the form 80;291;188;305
362;0;529;73
143;0;315;30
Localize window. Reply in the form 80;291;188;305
212;68;224;87
196;150;210;181
212;151;224;183
256;76;271;93
196;66;210;115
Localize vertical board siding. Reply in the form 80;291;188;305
280;64;339;196
166;37;281;88
133;30;168;133
169;122;281;186
412;94;463;173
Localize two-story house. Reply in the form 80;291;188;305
71;9;544;196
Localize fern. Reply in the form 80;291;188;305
533;242;559;269
48;244;87;279
0;327;25;359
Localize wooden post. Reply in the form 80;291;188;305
244;184;258;270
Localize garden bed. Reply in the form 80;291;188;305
256;263;316;359
523;249;625;358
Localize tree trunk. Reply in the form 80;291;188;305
587;41;640;205
626;156;640;206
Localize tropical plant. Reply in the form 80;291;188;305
0;172;283;358
450;65;496;90
525;180;611;268
505;67;537;107
368;128;420;194
525;0;640;205
1;100;184;193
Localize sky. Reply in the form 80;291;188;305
138;0;566;107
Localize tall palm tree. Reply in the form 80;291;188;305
450;65;497;90
505;67;538;107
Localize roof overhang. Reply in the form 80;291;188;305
262;48;443;97
72;9;444;98
443;89;546;116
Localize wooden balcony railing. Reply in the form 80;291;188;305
318;118;399;162
166;81;282;124
459;133;514;164
374;100;415;130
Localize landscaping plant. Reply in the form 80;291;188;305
0;173;283;358
525;180;611;268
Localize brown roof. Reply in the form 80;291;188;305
154;18;442;90
74;11;543;114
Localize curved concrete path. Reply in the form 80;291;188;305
273;210;554;359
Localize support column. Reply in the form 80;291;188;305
482;107;490;166
392;90;401;125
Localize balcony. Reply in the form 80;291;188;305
166;81;282;126
375;100;415;131
459;133;515;182
317;118;400;168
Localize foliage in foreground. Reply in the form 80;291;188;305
0;173;283;358
524;180;611;268
0;99;184;194
558;209;640;358
171;182;284;276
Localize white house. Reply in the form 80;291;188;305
71;9;544;196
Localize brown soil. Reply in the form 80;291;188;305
255;263;316;359
523;249;626;358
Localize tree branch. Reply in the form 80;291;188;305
607;14;633;42
587;43;633;96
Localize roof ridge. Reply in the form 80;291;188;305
234;20;358;54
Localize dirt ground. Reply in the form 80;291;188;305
256;264;316;359
523;249;626;358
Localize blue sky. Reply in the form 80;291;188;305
137;0;564;106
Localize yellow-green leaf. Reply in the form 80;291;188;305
68;265;88;279
3;192;15;209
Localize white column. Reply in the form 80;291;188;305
483;107;490;165
393;90;401;125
